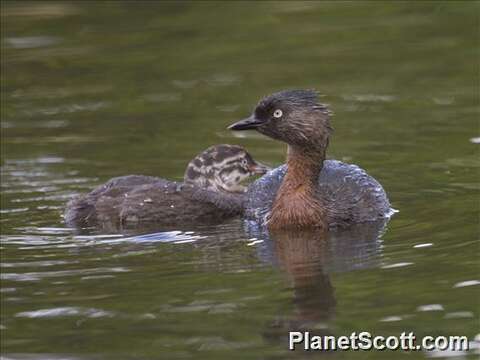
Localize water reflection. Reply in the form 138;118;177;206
263;229;335;346
247;221;387;349
247;220;386;273
2;0;479;358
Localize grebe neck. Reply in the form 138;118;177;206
285;145;325;186
268;145;328;230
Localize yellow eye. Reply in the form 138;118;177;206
273;109;283;118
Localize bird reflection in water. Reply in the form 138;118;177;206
248;220;388;351
262;228;336;347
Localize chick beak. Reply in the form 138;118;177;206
249;161;271;175
228;115;263;131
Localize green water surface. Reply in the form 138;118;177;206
1;1;479;359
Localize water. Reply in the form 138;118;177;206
1;1;479;359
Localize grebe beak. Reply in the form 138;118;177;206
228;115;263;131
249;161;271;175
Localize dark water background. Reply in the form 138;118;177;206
1;1;479;359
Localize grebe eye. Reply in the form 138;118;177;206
273;109;283;118
241;159;248;166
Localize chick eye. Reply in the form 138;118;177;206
273;109;283;118
241;159;248;166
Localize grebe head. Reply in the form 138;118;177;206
184;144;270;193
229;89;333;151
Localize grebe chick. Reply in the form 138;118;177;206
229;89;392;230
64;144;269;229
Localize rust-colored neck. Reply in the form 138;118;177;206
268;145;327;230
285;145;324;188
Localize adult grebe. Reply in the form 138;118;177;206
229;90;392;230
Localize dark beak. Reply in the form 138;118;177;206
249;161;271;175
228;115;264;131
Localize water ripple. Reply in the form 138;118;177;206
1;267;129;282
1;260;77;268
6;36;61;49
453;280;480;288
15;306;115;319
